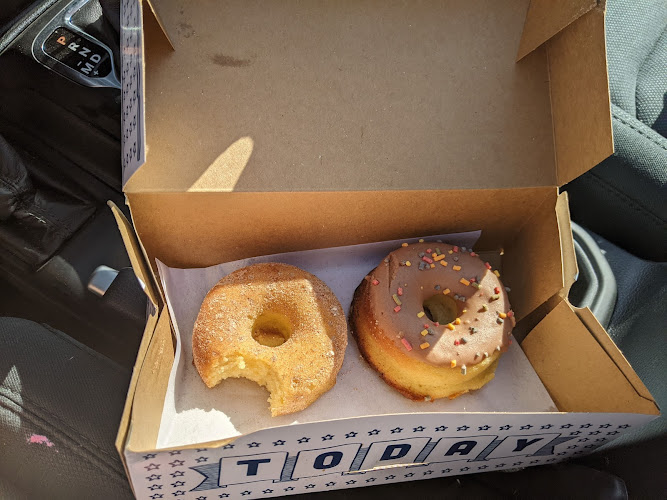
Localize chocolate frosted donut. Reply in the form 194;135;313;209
350;241;513;400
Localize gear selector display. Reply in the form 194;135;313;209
43;27;112;78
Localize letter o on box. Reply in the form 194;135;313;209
291;444;361;479
314;451;343;469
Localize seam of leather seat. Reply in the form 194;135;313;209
0;390;128;483
613;108;667;152
587;171;667;229
40;322;129;376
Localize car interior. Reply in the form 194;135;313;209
0;0;665;498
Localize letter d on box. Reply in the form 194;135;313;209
360;438;431;470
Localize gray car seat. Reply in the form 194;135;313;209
564;0;667;261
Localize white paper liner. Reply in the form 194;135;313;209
155;232;557;449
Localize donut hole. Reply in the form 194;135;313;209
251;312;293;347
423;294;459;325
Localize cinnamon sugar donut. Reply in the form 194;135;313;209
350;242;513;400
193;263;347;416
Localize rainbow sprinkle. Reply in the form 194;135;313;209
401;338;413;351
420;342;430;350
405;261;412;267
460;278;470;286
417;311;425;318
372;279;379;285
494;270;501;278
421;329;429;336
447;323;455;331
401;242;409;247
453;265;462;271
394;306;401;313
442;288;451;295
450;359;457;368
392;294;402;305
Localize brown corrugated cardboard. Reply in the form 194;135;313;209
128;0;557;193
114;1;657;498
124;309;174;452
522;300;658;415
125;0;612;195
517;0;598;60
549;5;614;185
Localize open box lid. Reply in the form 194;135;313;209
121;0;613;193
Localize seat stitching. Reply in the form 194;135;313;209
613;108;667;152
0;385;123;464
587;171;667;228
0;395;128;485
40;322;129;376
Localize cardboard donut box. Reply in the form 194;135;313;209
114;1;659;498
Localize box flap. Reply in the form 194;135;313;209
108;201;161;306
547;5;614;185
144;0;174;49
503;189;564;322
522;300;658;415
574;306;657;405
125;309;175;452
517;0;598;60
115;309;160;456
120;0;173;187
123;0;613;194
125;0;563;194
556;192;577;297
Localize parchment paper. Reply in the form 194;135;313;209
156;233;557;449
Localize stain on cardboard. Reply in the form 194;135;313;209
211;54;252;68
177;22;195;38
